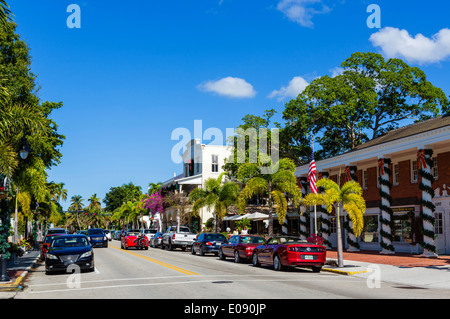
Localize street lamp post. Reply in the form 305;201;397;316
13;136;30;244
1;135;31;282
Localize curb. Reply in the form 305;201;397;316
0;254;40;292
322;267;369;276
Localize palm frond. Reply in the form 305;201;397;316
271;190;288;223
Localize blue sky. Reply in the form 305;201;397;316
10;0;450;210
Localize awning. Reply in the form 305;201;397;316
223;215;243;221
223;212;270;221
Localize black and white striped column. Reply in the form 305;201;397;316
417;148;437;257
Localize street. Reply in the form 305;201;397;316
9;240;450;300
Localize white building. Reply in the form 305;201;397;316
161;139;232;231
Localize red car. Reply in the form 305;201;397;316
40;234;63;261
218;235;266;263
252;236;326;272
121;230;149;250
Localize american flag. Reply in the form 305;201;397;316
308;151;317;194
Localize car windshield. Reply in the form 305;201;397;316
269;237;308;245
240;236;265;244
87;229;104;235
144;229;157;234
127;232;140;236
204;234;226;241
44;235;60;243
47;229;65;234
51;236;89;248
179;227;190;233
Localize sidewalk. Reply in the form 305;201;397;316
323;249;450;290
0;249;40;292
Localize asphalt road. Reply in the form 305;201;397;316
12;239;450;300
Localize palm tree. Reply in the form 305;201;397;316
237;158;302;236
0;1;12;27
190;173;240;232
69;195;84;230
55;183;68;203
88;194;101;212
304;177;366;268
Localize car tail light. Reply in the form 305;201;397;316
206;242;212;246
157;236;161;239
172;234;176;240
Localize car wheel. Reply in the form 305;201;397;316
191;245;196;255
273;255;283;271
234;250;241;263
218;248;225;260
252;252;260;267
312;266;322;273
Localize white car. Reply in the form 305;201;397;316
141;229;157;241
103;229;112;241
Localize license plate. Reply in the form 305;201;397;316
304;255;314;260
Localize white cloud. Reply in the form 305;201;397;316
197;76;257;99
276;0;331;28
329;66;344;77
268;76;309;101
370;27;450;64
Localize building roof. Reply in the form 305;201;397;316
352;114;450;151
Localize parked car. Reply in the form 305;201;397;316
251;236;326;272
121;229;149;250
45;234;95;274
218;235;266;263
103;229;112;241
86;228;108;248
161;226;196;251
141;229;157;241
113;230;121;240
40;233;64;261
45;228;67;236
191;233;227;256
149;231;164;248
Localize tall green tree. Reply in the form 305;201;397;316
0;22;65;252
103;182;142;212
237;158;302;236
282;52;449;160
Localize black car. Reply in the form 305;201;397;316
87;228;108;248
191;233;227;256
45;234;95;274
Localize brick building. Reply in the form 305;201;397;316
295;114;450;256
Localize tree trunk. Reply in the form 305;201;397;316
336;204;344;268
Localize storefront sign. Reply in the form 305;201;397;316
392;207;415;213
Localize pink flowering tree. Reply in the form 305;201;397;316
142;191;165;215
142;191;166;231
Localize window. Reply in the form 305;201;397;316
362;170;368;190
393;164;399;185
393;215;412;242
432;157;438;179
434;212;443;235
411;160;418;183
361;215;379;243
211;154;219;172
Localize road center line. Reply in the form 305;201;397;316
109;245;199;275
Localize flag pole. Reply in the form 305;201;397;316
312;135;317;235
